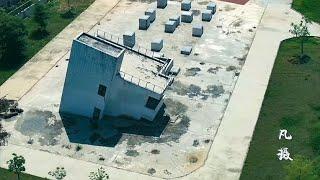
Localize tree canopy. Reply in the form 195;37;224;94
0;10;27;68
285;155;319;180
33;3;49;32
7;153;26;180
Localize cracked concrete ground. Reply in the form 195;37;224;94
0;0;269;179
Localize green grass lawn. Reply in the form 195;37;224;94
240;37;320;180
0;168;45;180
292;0;320;23
0;0;94;85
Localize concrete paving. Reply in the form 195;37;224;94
1;0;320;180
181;0;320;180
1;0;265;178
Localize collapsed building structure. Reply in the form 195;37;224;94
60;32;174;121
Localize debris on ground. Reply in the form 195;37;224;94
0;96;23;119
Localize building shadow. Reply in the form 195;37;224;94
60;104;169;147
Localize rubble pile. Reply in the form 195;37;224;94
0;96;23;119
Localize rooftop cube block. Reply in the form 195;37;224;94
165;20;176;33
202;10;213;21
157;0;167;9
181;46;192;55
181;0;191;11
207;2;217;14
139;15;151;30
145;8;156;23
151;38;164;52
181;11;193;23
170;66;180;75
169;15;180;27
123;31;135;48
192;24;203;37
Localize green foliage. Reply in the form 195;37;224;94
289;17;311;38
60;7;75;19
33;3;49;32
284;155;318;180
48;167;67;180
289;17;311;61
0;10;27;68
313;156;320;176
292;0;320;24
310;123;320;154
0;0;94;86
241;37;320;179
0;167;44;180
280;114;301;128
89;167;109;180
7;153;26;180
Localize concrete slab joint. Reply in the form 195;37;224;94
181;0;191;11
181;11;193;23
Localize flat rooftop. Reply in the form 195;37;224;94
120;51;169;93
77;33;170;92
77;33;123;57
89;31;171;93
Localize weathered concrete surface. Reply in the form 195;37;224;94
180;0;320;180
0;0;121;100
0;0;265;179
1;0;319;180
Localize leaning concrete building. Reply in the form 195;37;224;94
60;33;173;121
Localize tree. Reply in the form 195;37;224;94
313;156;320;177
33;3;49;33
60;0;75;19
284;155;318;180
48;166;67;180
0;10;27;67
89;167;109;180
289;17;311;62
0;123;10;146
7;153;26;180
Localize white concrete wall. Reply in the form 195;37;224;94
60;39;123;118
105;75;164;121
60;34;164;121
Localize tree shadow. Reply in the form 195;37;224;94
30;29;49;40
60;104;169;147
288;54;311;64
60;8;76;19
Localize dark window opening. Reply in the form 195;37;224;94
145;96;160;110
98;84;107;97
92;107;101;120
